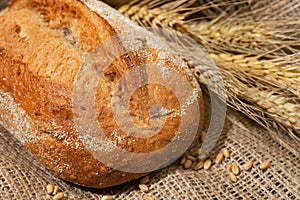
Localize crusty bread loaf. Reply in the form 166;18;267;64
0;0;204;188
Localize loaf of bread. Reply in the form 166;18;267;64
0;0;204;188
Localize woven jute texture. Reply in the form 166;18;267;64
1;108;299;200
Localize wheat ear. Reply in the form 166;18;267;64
116;0;300;150
209;53;300;136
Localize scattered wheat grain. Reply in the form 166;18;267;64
180;157;187;165
229;172;237;183
204;159;212;170
102;195;114;200
260;161;270;170
193;161;204;170
231;165;240;175
191;148;200;156
223;148;230;158
187;155;197;162
215;152;224;164
139;184;149;193
226;164;233;173
53;192;64;200
144;194;155;200
244;161;253;171
46;184;54;195
184;159;193;169
52;186;59;195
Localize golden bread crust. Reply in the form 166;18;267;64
0;0;204;188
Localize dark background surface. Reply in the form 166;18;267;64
0;0;9;10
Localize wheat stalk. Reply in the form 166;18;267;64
209;53;300;98
116;0;300;150
186;52;300;145
243;0;300;19
118;2;188;29
189;18;300;56
209;53;300;137
119;0;300;56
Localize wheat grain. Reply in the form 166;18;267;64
229;172;237;183
231;165;240;175
184;159;193;169
260;161;270;170
143;194;155;200
139;184;149;193
226;164;232;174
223;148;230;158
204;159;212;170
187;155;197;162
52;186;59;196
193;161;204;170
215;152;224;164
53;192;64;200
102;196;114;200
191;148;201;157
46;184;54;195
180;156;187;165
244;161;253;171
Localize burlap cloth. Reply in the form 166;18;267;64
0;0;299;198
1;106;299;199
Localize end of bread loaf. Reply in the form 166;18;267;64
0;0;204;188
